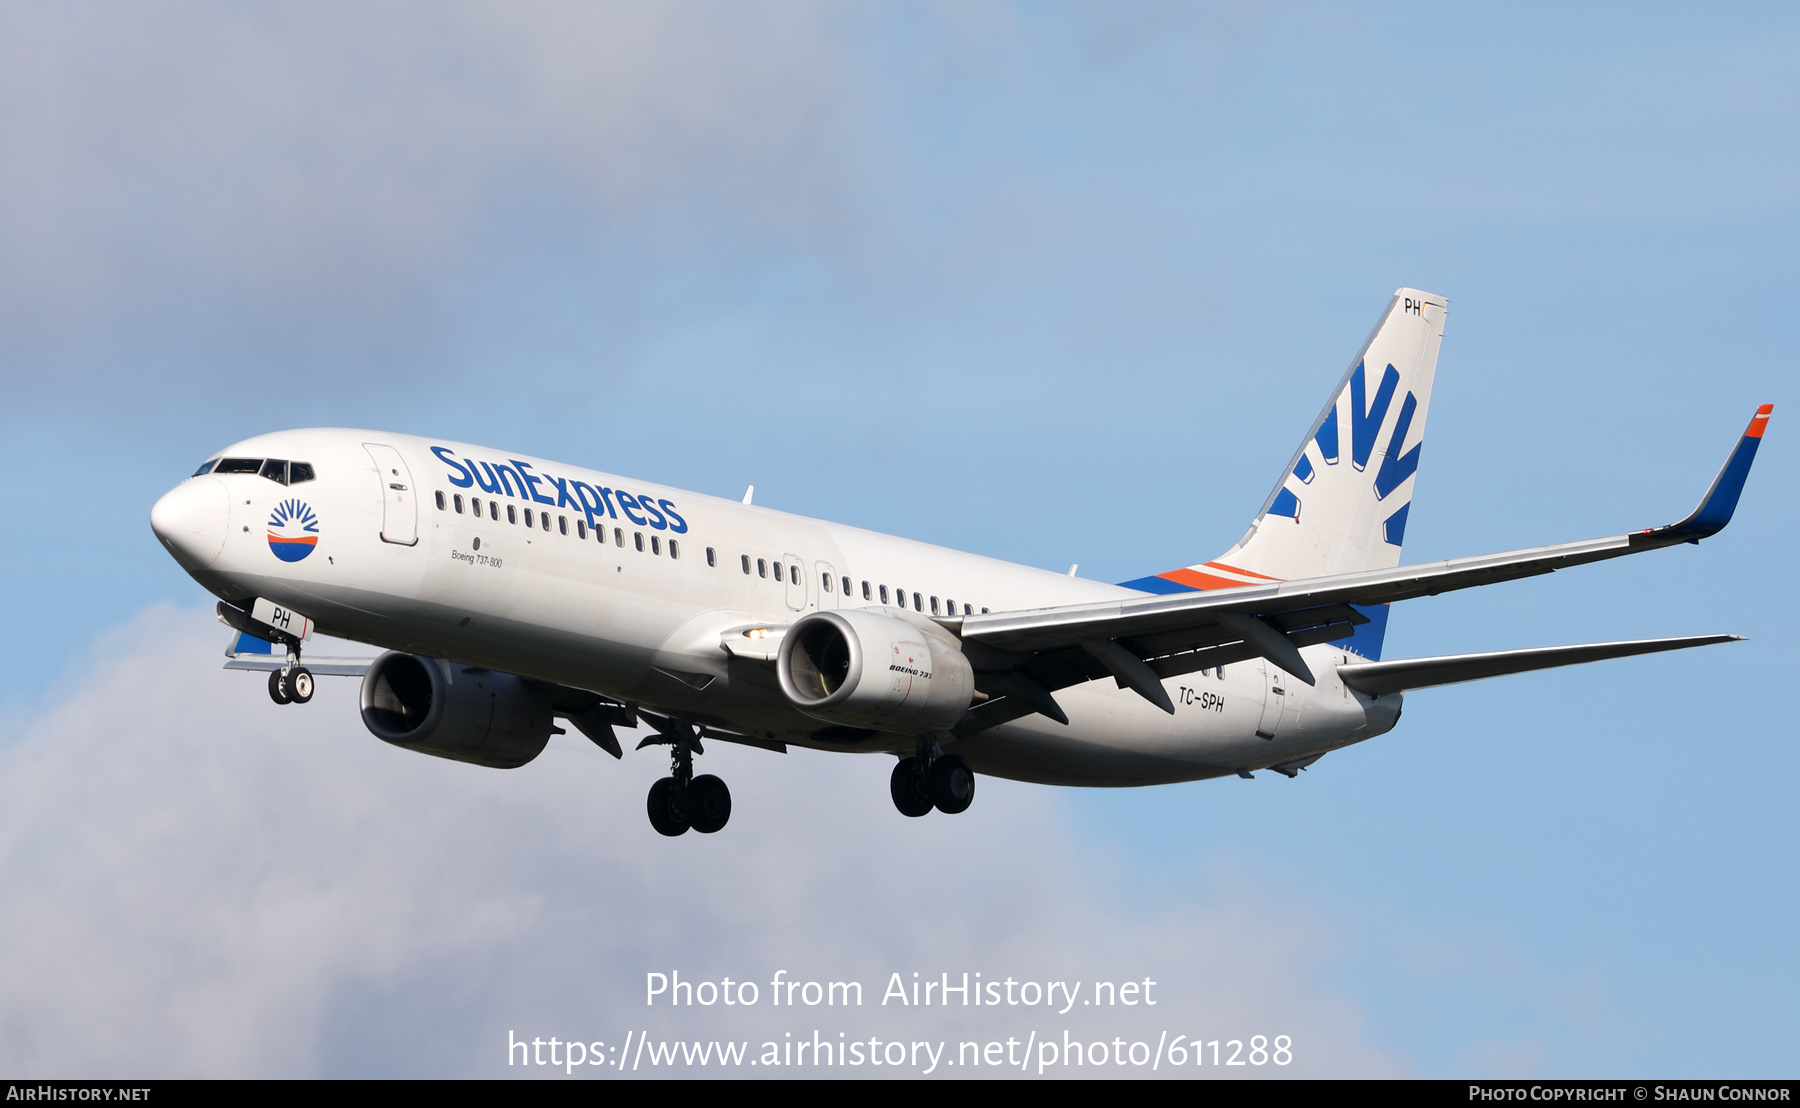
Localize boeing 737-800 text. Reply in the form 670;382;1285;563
149;289;1770;836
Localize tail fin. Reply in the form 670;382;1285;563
1120;287;1448;657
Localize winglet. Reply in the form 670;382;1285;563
1660;404;1772;542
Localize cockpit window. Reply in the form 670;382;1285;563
192;459;219;477
209;457;315;484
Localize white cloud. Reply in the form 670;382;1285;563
0;2;862;324
0;606;1400;1077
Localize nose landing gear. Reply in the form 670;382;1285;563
639;719;732;836
890;741;976;817
266;648;314;706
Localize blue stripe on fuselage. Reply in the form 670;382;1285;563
1116;575;1197;595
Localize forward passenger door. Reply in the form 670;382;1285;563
363;443;418;546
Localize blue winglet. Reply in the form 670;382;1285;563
1663;404;1772;542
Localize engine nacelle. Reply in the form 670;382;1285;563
359;652;556;769
777;609;974;733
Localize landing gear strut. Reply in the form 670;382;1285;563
640;720;732;836
890;741;975;817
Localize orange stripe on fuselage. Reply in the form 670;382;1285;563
1160;568;1255;591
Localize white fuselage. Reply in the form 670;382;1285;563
151;428;1400;786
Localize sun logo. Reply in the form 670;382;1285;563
1267;360;1420;547
267;499;320;562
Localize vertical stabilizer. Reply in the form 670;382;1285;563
1119;288;1448;658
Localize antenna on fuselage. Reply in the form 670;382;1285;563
742;485;755;506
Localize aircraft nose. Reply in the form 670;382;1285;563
150;477;230;570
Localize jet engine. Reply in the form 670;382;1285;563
776;609;974;733
359;652;556;769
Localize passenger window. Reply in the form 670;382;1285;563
615;528;624;547
945;598;955;613
841;576;850;596
651;535;661;555
822;572;832;592
741;554;751;574
963;603;972;615
913;593;923;612
981;607;990;614
542;513;551;532
288;462;315;484
758;558;767;578
577;520;587;539
670;540;680;560
879;585;889;604
490;502;499;521
559;516;568;535
524;509;534;528
930;596;939;615
894;589;905;607
862;581;871;601
707;547;717;567
635;532;645;552
192;459;219;477
471;497;482;516
214;458;261;475
507;505;517;524
435;491;446;511
790;564;800;585
454;494;465;514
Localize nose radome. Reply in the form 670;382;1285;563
150;477;230;570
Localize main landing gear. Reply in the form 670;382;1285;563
890;741;975;818
266;647;314;706
640;721;731;836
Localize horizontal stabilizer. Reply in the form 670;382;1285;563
1337;634;1743;696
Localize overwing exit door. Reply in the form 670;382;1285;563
363;443;418;546
783;554;806;611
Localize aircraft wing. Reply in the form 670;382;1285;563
950;405;1769;735
222;632;374;677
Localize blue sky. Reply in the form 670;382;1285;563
0;1;1794;1077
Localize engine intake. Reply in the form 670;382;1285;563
359;652;556;769
777;610;974;733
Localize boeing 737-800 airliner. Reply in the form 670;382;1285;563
148;289;1770;836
